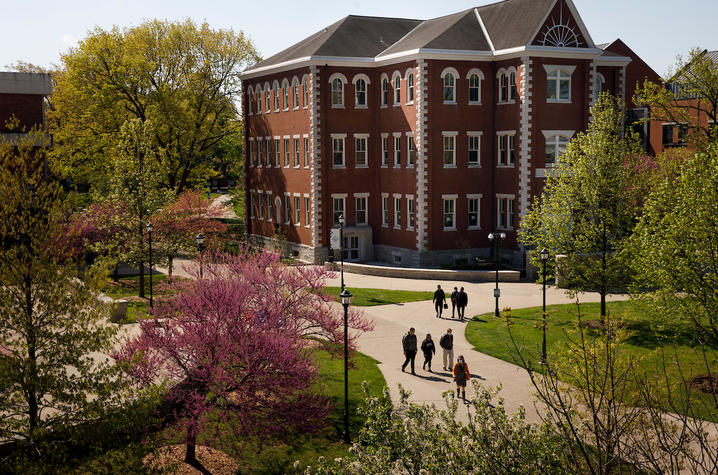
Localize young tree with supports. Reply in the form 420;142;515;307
519;94;643;320
115;249;373;468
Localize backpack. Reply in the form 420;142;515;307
439;334;447;349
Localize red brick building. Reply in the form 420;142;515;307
240;0;660;269
0;71;52;140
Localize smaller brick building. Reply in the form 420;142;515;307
0;71;53;143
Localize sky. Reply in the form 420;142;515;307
2;0;716;78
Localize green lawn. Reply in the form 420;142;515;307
465;300;718;421
102;274;172;323
323;286;434;307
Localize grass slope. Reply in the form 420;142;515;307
323;286;433;307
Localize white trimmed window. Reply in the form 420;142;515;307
292;78;300;109
257;191;264;219
381;134;389;166
293;138;300;168
497;195;515;230
249;191;256;218
497;132;516;166
264;85;271;112
248;140;255;167
355;135;368;167
406;71;414;103
443;71;456;103
393;73;401;105
282;79;289;111
407;196;415;229
265;138;271;166
381;193;389;226
407;134;415;167
332;135;346;167
544;133;572;166
294;196;301;224
545;65;575;102
443;195;457;230
509;71;516;101
257;140;263;167
443;132;457;167
273;81;280;111
394;134;401;166
467;194;482;229
332;195;345;226
247;89;253;114
394;195;402;228
330;74;346;107
284;138;290;167
257;88;262;113
302;75;308;108
304;196;311;227
355;78;367;107
303;137;310;168
266;193;273;222
355;194;368;225
467;70;483;104
468;132;481;166
381;76;389;106
594;73;605;100
274;138;281;167
284;194;291;224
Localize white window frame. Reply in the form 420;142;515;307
264;136;271;167
266;191;273;222
497;131;516;167
544;65;576;103
284;193;291;224
303;194;311;228
249;190;256;219
247;87;253;115
594;72;605;100
393;194;402;229
467;194;482;230
329;73;347;108
442;194;457;231
303;135;310;168
282;79;290;111
257;190;264;220
405;69;415;104
353;74;371;108
355;193;369;226
302;75;309;109
293;194;301;225
331;133;346;168
331;194;347;226
283;136;291;168
381;133;389;167
496;194;515;231
406;195;415;230
497;68;517;104
542;130;575;167
354;134;369;168
466;68;484;105
256;140;263;168
441;67;458;104
264;83;271;113
293;136;300;168
273;137;281;167
381;193;389;227
273;80;280;112
468;131;482;167
392;71;401;106
393;132;401;167
292;77;300;110
380;74;389;107
443;131;458;167
406;132;415;168
257;86;263;113
248;138;255;168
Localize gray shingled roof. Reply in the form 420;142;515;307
248;16;421;71
706;50;718;65
477;0;554;50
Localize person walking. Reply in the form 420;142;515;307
401;327;418;375
433;284;446;318
421;334;436;372
453;355;470;401
439;328;454;371
450;287;459;318
458;287;468;321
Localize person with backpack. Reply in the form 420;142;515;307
450;287;459;318
453;355;470;401
439;328;454;371
458;287;468;321
401;327;418;375
433;284;446;318
421;333;436;372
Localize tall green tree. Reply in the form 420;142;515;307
51;19;259;194
519;94;642;319
0;128;119;448
628;142;718;343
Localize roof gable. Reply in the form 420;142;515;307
477;0;554;50
530;0;594;48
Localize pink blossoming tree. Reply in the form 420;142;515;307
114;248;372;467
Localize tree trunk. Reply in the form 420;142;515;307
185;429;197;464
113;264;119;282
26;280;39;445
168;255;174;279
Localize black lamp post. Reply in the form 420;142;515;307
340;288;352;443
196;233;205;278
146;222;154;307
488;232;506;317
338;214;345;291
540;248;549;364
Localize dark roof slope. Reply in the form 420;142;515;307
706;50;718;65
248;15;421;71
380;9;490;56
478;0;554;50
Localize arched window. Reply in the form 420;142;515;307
264;84;271;112
443;72;455;103
257;88;262;113
381;76;389;106
331;78;344;106
273;81;280;111
247;88;253;114
302;75;309;107
508;71;516;101
545;134;570;166
594;73;605;99
393;73;401;104
292;78;300;109
469;73;481;103
407;72;414;103
282;79;289;110
355;78;367;106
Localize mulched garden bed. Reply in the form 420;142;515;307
688;374;718;396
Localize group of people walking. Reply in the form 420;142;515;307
432;285;469;320
401;327;471;401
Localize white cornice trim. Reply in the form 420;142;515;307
596;56;632;66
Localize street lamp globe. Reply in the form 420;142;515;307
499;232;506;239
196;233;205;247
488;232;494;241
338;214;345;226
540;248;549;261
145;222;154;234
340;288;353;306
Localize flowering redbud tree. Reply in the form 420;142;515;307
115;248;373;466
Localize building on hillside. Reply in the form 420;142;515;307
658;49;717;152
0;71;53;142
239;0;661;270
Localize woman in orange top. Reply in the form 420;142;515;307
452;355;470;401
